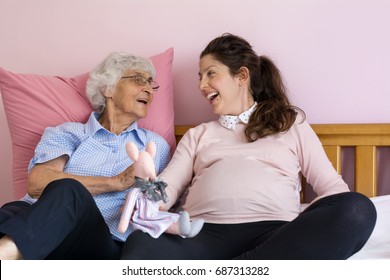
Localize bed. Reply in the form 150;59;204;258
1;49;389;259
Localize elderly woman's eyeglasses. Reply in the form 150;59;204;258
121;75;159;92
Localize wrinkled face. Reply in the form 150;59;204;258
111;70;155;120
198;54;241;115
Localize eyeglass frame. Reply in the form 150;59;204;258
121;74;159;92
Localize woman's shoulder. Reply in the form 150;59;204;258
42;121;86;137
188;120;220;133
290;111;311;131
287;113;320;143
178;120;219;140
43;112;96;136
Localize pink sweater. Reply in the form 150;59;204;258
160;117;349;224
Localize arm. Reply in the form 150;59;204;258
28;155;135;198
294;120;349;199
159;125;202;210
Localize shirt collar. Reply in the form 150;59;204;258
85;112;146;143
219;102;257;130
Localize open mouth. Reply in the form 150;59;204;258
206;92;219;101
136;98;149;105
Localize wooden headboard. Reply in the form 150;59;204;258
174;123;390;199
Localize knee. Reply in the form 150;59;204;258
43;178;93;205
121;231;154;260
338;192;377;230
343;192;376;215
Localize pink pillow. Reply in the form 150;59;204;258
0;48;175;199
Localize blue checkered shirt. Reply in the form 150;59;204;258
23;112;171;242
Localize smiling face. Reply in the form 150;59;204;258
110;70;154;121
199;54;252;116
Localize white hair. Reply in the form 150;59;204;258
86;52;156;113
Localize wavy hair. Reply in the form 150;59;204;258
201;33;305;141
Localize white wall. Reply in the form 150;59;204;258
1;0;389;205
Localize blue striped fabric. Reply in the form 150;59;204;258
22;112;171;241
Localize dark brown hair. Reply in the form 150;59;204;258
201;33;305;141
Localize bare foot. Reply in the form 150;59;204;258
0;235;23;260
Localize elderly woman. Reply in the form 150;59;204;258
0;52;170;259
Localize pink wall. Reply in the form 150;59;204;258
1;0;389;205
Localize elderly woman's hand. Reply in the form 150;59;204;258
112;164;136;192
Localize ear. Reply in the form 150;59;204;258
145;141;156;159
237;67;250;86
101;86;115;98
126;142;139;161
